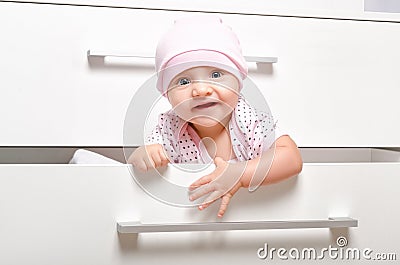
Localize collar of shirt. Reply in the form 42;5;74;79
173;114;202;147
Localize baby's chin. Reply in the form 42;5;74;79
188;116;229;128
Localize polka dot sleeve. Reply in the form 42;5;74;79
231;96;289;160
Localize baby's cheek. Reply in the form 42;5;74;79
168;89;189;106
224;93;239;110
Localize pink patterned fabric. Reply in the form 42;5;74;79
145;95;284;163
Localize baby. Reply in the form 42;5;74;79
129;15;302;217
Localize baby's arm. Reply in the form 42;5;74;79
128;144;169;172
189;135;302;217
240;135;302;188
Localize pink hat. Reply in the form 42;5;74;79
155;15;248;96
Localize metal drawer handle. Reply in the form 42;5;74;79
87;50;278;64
117;217;357;234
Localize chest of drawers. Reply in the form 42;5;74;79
1;1;399;264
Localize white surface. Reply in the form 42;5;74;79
8;0;400;22
0;162;399;264
1;2;399;147
221;15;400;147
0;2;170;146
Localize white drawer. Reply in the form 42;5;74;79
0;149;399;264
0;2;177;146
1;2;399;147
221;14;400;147
11;0;400;22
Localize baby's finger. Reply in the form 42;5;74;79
198;200;212;210
159;159;169;167
158;149;170;166
151;151;163;168
158;147;169;160
135;159;148;172
217;195;232;218
198;190;222;210
189;183;215;201
189;174;213;191
202;189;224;205
144;157;156;170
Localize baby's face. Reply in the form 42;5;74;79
167;66;240;127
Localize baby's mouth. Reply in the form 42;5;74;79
193;102;218;110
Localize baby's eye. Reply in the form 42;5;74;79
211;71;222;79
178;78;191;86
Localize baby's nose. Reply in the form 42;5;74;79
192;82;213;97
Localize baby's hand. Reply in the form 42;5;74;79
188;157;245;218
128;144;169;172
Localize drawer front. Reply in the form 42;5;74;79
11;0;400;22
0;2;175;146
0;163;399;264
221;14;400;147
1;2;399;147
